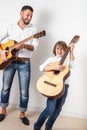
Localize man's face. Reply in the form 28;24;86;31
20;9;33;25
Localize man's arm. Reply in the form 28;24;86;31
14;44;34;51
23;44;34;51
0;48;7;61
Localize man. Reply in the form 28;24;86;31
0;5;39;125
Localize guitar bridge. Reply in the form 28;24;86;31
44;81;56;87
54;70;60;74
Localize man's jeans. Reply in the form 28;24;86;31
34;84;69;129
1;60;31;112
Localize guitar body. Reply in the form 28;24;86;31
36;35;80;98
0;30;46;70
0;40;17;69
36;62;70;99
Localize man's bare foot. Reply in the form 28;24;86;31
20;112;30;125
0;108;6;122
1;107;6;115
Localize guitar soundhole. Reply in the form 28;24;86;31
54;70;60;74
5;47;9;57
6;47;9;50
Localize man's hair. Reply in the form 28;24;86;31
21;5;33;12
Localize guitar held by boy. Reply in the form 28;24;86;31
36;35;80;99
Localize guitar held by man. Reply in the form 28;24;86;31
0;30;46;70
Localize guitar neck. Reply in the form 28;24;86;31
8;30;46;51
9;35;34;51
59;38;75;65
59;47;70;65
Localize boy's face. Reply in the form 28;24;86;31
55;45;65;57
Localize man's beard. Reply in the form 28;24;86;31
22;18;30;25
23;20;30;25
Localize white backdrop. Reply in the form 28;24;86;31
0;0;87;119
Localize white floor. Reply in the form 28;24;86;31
0;107;87;130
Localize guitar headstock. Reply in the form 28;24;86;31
71;35;80;44
34;30;46;38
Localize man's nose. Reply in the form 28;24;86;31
28;16;32;20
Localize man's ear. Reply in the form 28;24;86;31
20;11;23;16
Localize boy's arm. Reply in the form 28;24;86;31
69;42;75;61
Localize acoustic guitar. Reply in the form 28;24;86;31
0;30;46;70
36;35;80;99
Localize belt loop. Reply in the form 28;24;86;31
16;57;30;62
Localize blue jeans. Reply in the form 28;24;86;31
1;60;31;112
34;84;69;129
